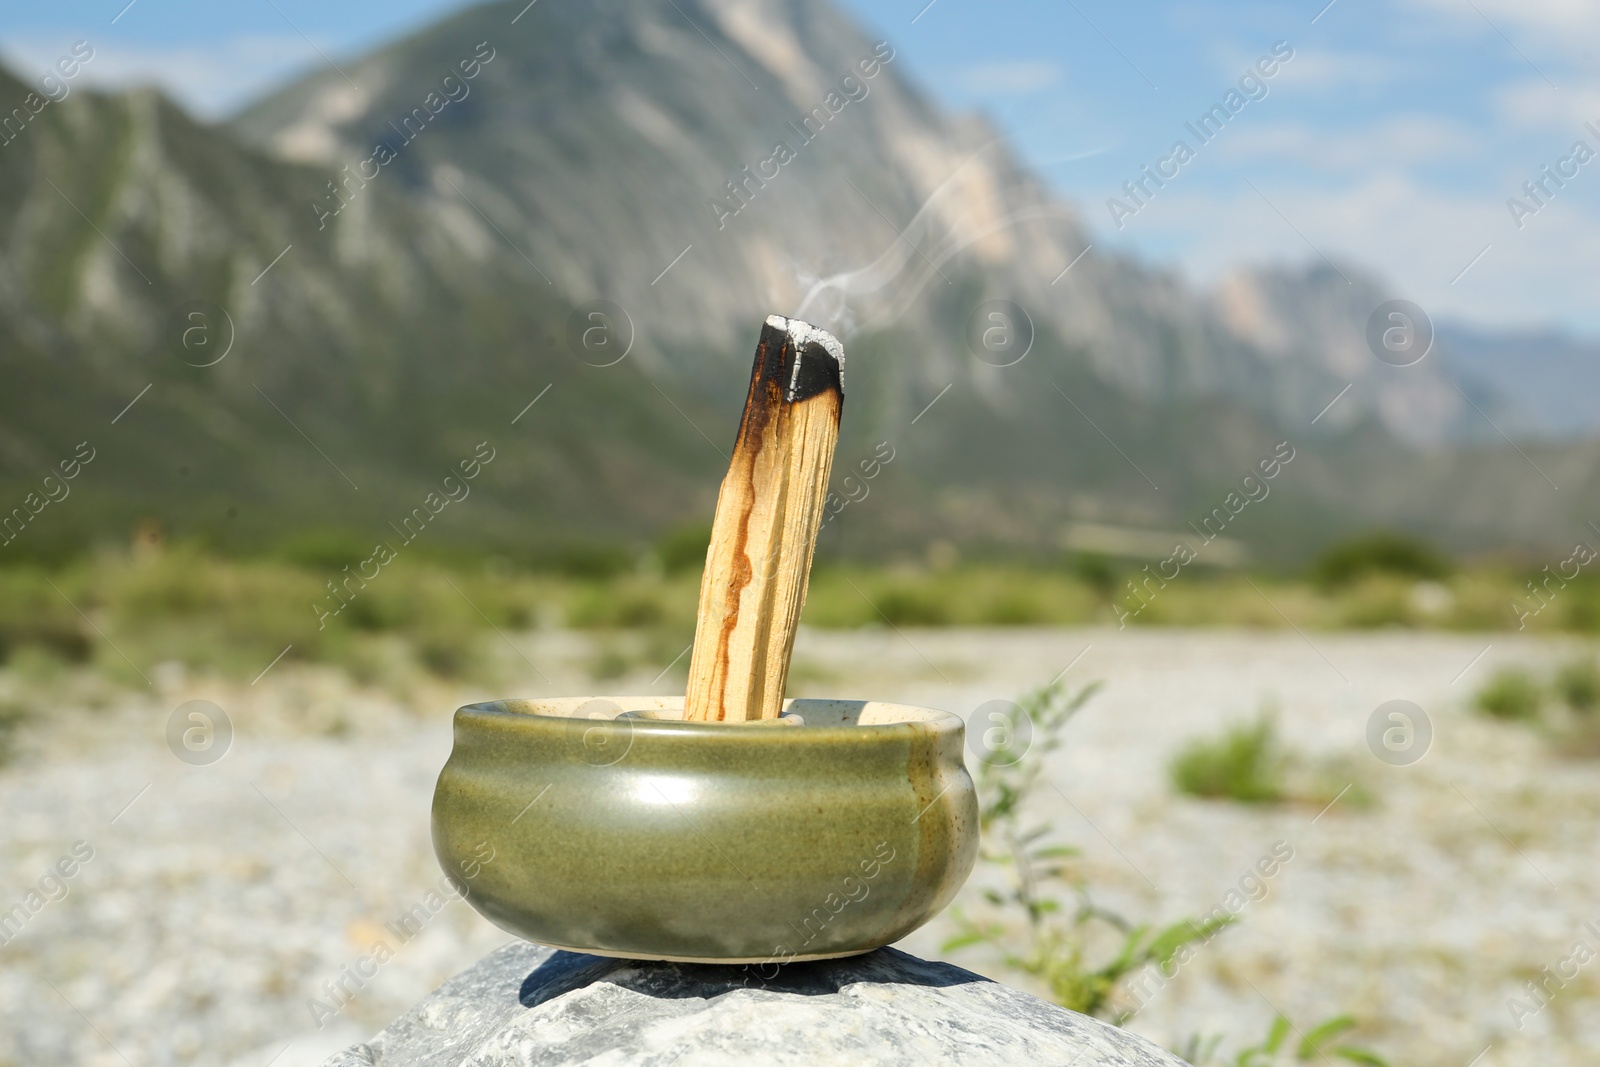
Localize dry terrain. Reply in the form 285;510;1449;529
1;627;1595;1066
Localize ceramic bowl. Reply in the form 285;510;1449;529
432;695;978;963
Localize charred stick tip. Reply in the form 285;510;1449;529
763;314;844;402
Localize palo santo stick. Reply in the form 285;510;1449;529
684;315;844;722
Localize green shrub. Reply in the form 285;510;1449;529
1555;657;1600;714
0;568;93;664
1170;715;1286;804
874;586;947;625
588;646;630;681
1070;552;1118;601
567;586;670;628
1475;667;1543;721
980;590;1048;625
0;700;31;765
273;531;375;569
1313;532;1450;589
1335;578;1413;629
413;624;479;679
655;522;711;574
546;544;632;579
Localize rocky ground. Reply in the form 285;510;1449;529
1;627;1595;1067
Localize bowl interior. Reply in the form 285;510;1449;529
474;696;960;730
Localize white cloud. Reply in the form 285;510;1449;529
1399;0;1590;80
1113;170;1600;332
1262;47;1406;93
1403;0;1600;44
1219;116;1478;169
957;61;1062;96
0;34;321;118
1493;76;1600;131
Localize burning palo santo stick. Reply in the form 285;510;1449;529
683;315;844;723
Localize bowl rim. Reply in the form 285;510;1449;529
454;695;964;742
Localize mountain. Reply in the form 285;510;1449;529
0;62;721;561
1436;323;1600;440
231;0;1457;443
1210;263;1523;446
2;0;1596;566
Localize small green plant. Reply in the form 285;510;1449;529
944;679;1228;1020
1180;1013;1390;1066
1170;714;1286;804
1475;667;1543;721
1555;657;1599;715
945;678;1390;1062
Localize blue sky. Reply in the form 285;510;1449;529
4;0;1597;334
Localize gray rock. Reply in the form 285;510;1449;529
323;941;1188;1067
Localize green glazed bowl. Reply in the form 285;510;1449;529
432;695;978;963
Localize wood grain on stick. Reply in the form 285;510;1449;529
684;315;844;722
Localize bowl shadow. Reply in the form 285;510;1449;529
518;946;986;1007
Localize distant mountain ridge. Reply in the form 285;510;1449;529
1;0;1596;562
1436;323;1600;439
229;0;1580;451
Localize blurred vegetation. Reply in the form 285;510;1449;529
0;543;703;693
1475;667;1543;721
653;521;713;575
1555;657;1600;714
1474;654;1600;756
1;526;1597;696
1169;711;1372;809
1311;531;1450;589
0;699;31;765
1170;715;1287;804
